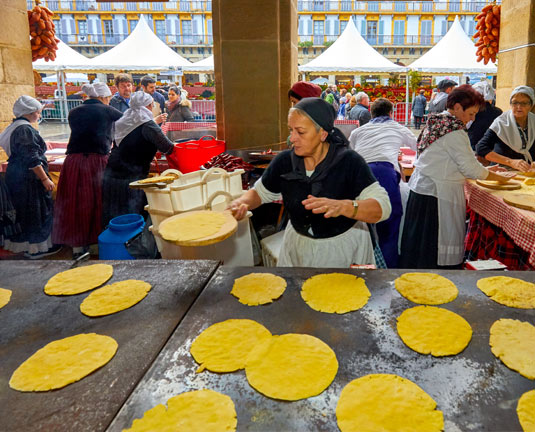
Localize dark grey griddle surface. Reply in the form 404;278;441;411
0;259;219;432
108;268;535;432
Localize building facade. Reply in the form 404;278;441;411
34;0;499;65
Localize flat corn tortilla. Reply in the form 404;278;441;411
137;174;179;184
9;333;118;391
336;374;444;432
0;287;12;309
477;276;535;309
159;211;227;242
395;272;458;305
517;390;535;432
301;273;370;314
230;273;287;306
124;389;237;432
44;264;113;296
80;280;152;317
245;333;338;401
190;319;271;373
397;306;472;356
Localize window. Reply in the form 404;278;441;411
378;20;384;44
421;20;431;44
395;2;406;12
341;0;351;11
127;3;137;11
313;1;325;11
130;20;138;32
393;20;404;44
366;20;377;44
182;20;193;44
154;20;166;41
104;20;113;39
78;20;88;35
313;20;324;45
340;20;348;34
422;2;433;12
153;2;164;11
100;2;111;11
368;2;378;12
180;1;191;11
468;19;476;37
449;1;460;12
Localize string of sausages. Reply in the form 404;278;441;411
28;0;59;62
474;3;500;65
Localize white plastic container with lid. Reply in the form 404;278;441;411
227;169;245;197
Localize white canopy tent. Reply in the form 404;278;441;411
184;55;214;73
42;73;89;83
299;19;408;74
84;15;192;72
409;16;497;75
33;39;93;72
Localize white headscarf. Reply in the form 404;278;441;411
82;82;112;98
510;85;535;105
114;91;154;145
489;110;535;163
13;95;42;117
472;81;495;102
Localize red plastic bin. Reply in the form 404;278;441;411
166;135;225;173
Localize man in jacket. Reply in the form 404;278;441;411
348;92;371;126
109;73;133;113
427;79;456;114
140;75;166;116
411;89;427;129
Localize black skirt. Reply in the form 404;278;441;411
399;191;440;269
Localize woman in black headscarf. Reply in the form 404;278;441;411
230;97;391;267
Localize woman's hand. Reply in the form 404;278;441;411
509;158;531;172
228;199;249;221
154;113;168;124
302;195;349;218
487;164;508;173
42;178;55;191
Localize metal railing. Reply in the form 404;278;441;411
60;33;213;46
297;1;499;13
301;33;447;47
37;1;212;12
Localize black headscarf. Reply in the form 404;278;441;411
294;97;349;147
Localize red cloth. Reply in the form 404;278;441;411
289;81;322;99
52;153;108;247
464;208;533;270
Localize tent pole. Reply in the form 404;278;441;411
405;73;409;127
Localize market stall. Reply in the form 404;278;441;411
464;178;535;270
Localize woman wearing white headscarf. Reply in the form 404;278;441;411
101;91;175;226
52;83;122;258
0;96;61;258
476;86;535;171
467;80;502;151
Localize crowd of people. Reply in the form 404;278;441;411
0;76;533;269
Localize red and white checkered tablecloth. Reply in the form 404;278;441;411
465;180;535;267
161;122;216;134
334;120;359;126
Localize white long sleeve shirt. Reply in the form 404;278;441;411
349;120;417;172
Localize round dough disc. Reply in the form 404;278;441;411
301;273;371;314
395;273;458;305
125;389;237;432
490;318;535;379
517;389;535;432
159;211;227;242
397;306;472;356
245;333;338;401
80;280;152;317
190;319;272;373
336;374;444;432
477;276;535;309
0;287;12;309
44;264;113;296
9;333;118;391
230;273;287;306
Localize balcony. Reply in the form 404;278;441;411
40;1;212;12
296;0;498;13
61;32;213;46
300;33;444;47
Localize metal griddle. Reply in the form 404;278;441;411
108;268;535;432
0;259;218;432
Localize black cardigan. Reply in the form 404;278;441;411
67;99;123;155
476;128;535;162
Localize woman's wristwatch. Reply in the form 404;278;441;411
352;200;359;218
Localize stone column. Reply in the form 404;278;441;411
0;1;35;132
496;0;535;109
212;0;298;150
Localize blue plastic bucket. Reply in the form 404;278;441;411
98;214;145;260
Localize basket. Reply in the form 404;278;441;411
167;135;225;173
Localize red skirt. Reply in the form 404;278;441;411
52;153;108;247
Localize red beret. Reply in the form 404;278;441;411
289;81;322;100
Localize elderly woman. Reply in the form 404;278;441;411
476;86;535;171
400;85;510;269
52;83;122;258
101;91;175;226
347;92;371;126
467;81;502;151
0;96;61;258
231;97;391;267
